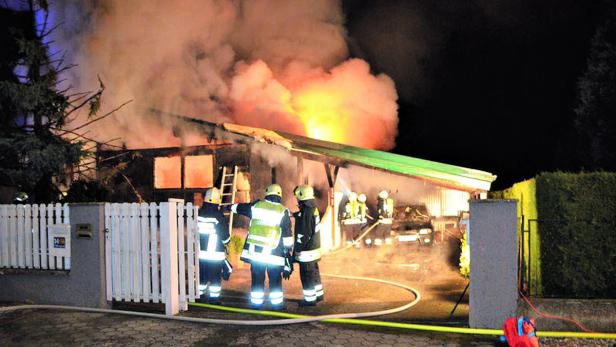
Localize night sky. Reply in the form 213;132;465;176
343;0;607;189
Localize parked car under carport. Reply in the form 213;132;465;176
392;204;435;246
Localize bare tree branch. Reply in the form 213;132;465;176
52;127;124;150
40;22;63;39
120;173;144;203
98;152;130;163
83;138;121;152
66;130;91;142
67;91;92;100
64;90;103;117
60;99;133;135
53;78;67;87
56;64;78;74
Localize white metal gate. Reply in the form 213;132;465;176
104;200;200;315
0;203;70;270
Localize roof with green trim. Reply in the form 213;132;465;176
172;114;497;192
278;131;496;192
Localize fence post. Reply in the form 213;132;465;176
160;201;179;316
177;201;187;311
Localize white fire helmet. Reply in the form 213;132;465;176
358;193;367;203
378;190;389;199
348;191;358;201
205;187;221;204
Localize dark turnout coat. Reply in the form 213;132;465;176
293;199;321;263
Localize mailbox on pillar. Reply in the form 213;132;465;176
48;224;71;258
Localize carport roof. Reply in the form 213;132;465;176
278;131;497;192
175;115;497;192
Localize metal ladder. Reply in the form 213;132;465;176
219;166;239;234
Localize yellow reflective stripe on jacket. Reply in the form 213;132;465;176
358;202;367;223
247;200;287;248
342;201;360;224
385;198;394;218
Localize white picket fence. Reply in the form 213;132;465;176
104;201;200;314
0;203;71;270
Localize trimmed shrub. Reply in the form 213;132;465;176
536;172;616;298
498;172;616;298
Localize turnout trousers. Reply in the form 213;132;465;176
374;223;393;246
299;261;324;302
342;224;361;245
199;259;223;299
250;262;284;307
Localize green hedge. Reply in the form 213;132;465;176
499;172;616;298
535;172;616;298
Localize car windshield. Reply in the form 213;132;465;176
393;205;431;223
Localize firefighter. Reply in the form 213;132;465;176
341;192;361;247
357;193;371;247
375;190;394;246
292;185;324;306
197;187;230;304
229;184;293;309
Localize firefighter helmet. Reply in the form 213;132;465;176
348;192;358;201
265;184;283;197
294;185;314;201
204;187;221;204
13;191;28;203
358;193;367;203
378;190;389;199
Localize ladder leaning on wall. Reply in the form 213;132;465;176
219;166;238;234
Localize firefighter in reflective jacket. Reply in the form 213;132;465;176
375;190;394;246
357;193;372;247
341;192;361;247
229;184;293;309
292;185;324;306
197;187;230;303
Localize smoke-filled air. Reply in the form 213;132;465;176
51;0;399;149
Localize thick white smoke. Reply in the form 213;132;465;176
50;0;399;149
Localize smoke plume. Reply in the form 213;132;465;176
50;0;399;149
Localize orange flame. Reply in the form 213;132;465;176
293;88;348;144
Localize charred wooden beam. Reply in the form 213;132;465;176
290;149;348;168
323;163;339;188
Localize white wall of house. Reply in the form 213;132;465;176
323;165;471;218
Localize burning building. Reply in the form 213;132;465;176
97;116;496;251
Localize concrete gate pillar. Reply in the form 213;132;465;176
469;199;518;329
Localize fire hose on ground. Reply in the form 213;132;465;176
326;221;381;256
1;273;615;340
0;273;419;326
